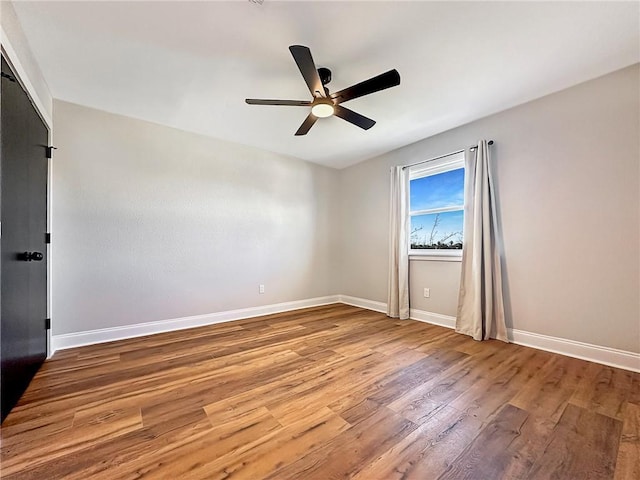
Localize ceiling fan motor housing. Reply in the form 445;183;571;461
318;67;332;85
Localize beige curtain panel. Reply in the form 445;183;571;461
387;165;410;319
456;140;508;342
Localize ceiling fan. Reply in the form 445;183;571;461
246;45;401;136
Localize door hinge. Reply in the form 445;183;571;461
1;71;16;83
46;146;57;159
45;232;51;244
45;318;51;330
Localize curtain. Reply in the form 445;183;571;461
456;140;508;341
387;166;410;319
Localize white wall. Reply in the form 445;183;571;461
339;65;640;353
52;101;340;335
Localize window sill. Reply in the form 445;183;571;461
410;253;462;262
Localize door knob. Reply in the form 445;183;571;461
20;251;43;262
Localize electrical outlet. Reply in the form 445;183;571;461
259;284;265;294
423;288;430;298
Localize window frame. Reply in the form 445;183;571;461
408;152;465;260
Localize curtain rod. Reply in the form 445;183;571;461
402;140;494;170
469;140;494;151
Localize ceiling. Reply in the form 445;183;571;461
11;1;640;169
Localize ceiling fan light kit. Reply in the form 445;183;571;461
245;45;400;135
311;99;334;118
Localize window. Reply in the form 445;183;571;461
409;152;465;256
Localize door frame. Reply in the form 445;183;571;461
1;31;53;358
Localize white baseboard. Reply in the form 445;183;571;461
338;295;386;313
509;329;640;373
410;309;456;329
51;295;340;352
332;296;640;373
51;294;640;373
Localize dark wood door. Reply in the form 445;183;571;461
1;56;49;423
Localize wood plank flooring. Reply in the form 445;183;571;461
1;303;638;479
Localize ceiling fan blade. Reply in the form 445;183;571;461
330;69;400;105
246;99;311;106
334;105;376;130
295;113;318;136
289;45;325;98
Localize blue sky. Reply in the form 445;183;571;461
410;168;464;210
410;168;464;246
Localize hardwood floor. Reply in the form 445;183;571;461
1;303;638;479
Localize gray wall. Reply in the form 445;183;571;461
52;65;639;354
339;64;639;353
52;101;340;335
